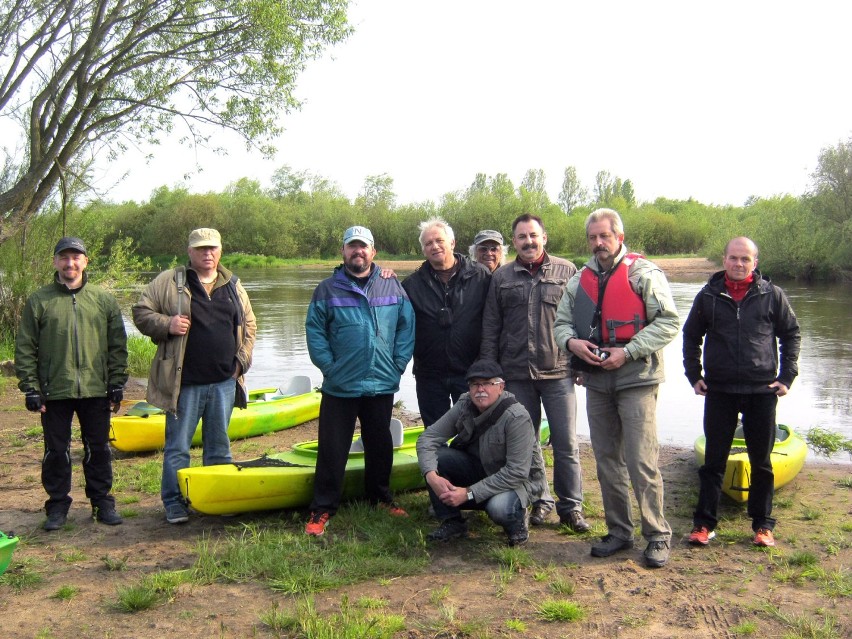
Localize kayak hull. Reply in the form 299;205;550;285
178;426;425;515
110;385;320;453
694;423;807;503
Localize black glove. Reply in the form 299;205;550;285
25;389;44;412
108;385;124;406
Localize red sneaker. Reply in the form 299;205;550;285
688;526;716;546
378;502;408;517
305;511;330;536
753;528;776;547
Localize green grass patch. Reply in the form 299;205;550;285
113;569;191;612
126;334;156;378
260;596;405;638
535;599;585;622
52;585;79;600
112;459;161;495
0;557;45;592
193;502;429;595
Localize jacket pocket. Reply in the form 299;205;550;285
151;355;176;396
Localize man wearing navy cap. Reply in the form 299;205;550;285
416;360;548;546
15;237;128;530
304;225;415;536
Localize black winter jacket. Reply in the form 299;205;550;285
401;255;491;378
682;270;801;393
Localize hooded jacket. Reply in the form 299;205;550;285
682;269;800;393
305;264;415;398
15;273;128;399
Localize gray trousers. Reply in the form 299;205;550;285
586;384;671;542
506;377;583;517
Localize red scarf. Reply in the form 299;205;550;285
724;273;753;302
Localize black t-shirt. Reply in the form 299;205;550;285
180;271;239;385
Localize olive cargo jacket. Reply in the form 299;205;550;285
132;264;256;413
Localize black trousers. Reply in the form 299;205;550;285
309;393;395;515
41;397;115;514
693;391;777;532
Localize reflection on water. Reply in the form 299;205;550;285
240;268;852;449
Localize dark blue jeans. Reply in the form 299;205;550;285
41;397;114;514
428;446;526;534
310;393;395;515
415;373;467;427
694;391;778;532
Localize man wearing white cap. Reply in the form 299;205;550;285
133;228;256;524
468;229;508;273
304;225;415;536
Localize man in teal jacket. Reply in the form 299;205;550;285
304;226;415;536
15;237;128;531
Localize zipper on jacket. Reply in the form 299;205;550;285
72;293;81;397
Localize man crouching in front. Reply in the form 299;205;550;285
416;360;548;546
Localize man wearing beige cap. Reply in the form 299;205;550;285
133;228;256;524
468;229;508;273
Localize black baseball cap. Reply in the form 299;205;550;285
53;237;87;256
465;360;504;382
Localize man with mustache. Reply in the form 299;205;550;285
15;237;128;531
416;360;548;546
468;229;507;273
304;226;415;536
554;208;679;568
683;237;800;548
402;218;491;426
480;214;589;533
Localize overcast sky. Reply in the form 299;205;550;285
100;0;852;208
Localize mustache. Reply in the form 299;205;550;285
521;243;537;251
474;392;489;400
594;246;609;253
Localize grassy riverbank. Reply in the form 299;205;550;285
0;377;849;638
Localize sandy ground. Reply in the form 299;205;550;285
1;257;850;639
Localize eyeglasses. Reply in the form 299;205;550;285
468;380;503;389
477;245;500;253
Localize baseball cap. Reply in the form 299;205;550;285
473;230;504;245
343;226;374;246
53;237;87;256
188;228;222;248
465;360;504;382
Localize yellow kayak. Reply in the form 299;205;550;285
109;376;321;453
178;421;424;515
694;423;807;503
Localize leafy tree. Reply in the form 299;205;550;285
519;168;549;211
0;0;351;243
557;166;587;214
358;173;396;210
810;136;852;231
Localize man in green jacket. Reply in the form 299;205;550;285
15;237;128;531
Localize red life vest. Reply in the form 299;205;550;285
573;253;647;345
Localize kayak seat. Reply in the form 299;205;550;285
350;418;405;453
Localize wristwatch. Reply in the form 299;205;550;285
466;490;474;502
623;348;632;361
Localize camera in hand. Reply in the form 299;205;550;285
592;348;609;361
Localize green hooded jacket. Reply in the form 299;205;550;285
15;273;128;399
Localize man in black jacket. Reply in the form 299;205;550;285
683;237;801;548
402;218;491;426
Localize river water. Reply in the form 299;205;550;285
235;267;851;451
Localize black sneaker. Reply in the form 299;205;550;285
94;505;123;526
560;510;591;533
643;540;670;568
426;517;468;542
529;503;552;526
590;534;634;557
43;511;67;531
